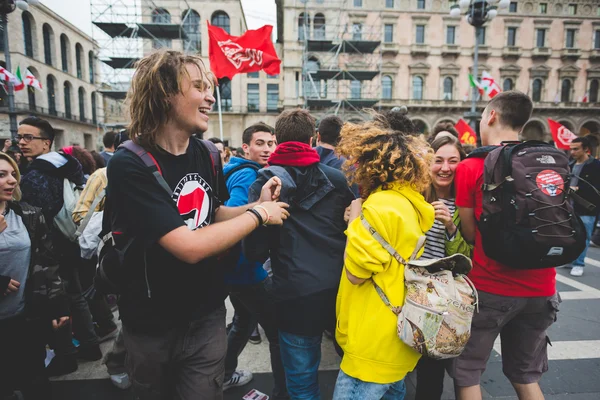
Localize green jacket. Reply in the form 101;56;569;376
445;207;473;258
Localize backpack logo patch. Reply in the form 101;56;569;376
536;170;564;197
173;173;213;230
536;155;556;164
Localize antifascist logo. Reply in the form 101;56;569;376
557;126;577;146
173;173;213;230
217;40;264;70
536;169;564;197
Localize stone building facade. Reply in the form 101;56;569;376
276;0;600;142
0;2;102;150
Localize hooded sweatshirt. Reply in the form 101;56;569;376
222;156;267;285
20;151;85;222
336;183;435;384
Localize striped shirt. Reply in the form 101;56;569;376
421;198;456;260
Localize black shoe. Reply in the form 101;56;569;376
248;330;262;345
77;344;103;361
46;354;78;377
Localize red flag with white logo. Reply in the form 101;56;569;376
207;23;281;79
548;118;578;150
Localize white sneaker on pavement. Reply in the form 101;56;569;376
223;370;253;391
570;266;584;277
110;372;132;389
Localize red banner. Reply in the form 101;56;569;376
207;23;281;79
548;118;577;150
455;119;477;145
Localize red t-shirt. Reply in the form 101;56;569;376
454;157;556;297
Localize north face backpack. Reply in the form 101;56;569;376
361;215;478;360
54;178;84;242
471;141;587;270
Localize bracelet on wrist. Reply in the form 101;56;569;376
253;205;270;226
246;208;264;226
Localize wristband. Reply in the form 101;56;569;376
253;205;270;226
246;208;264;226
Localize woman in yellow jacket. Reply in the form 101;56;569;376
333;121;435;399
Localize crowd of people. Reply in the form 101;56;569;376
1;49;599;400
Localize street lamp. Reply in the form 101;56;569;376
450;0;508;140
1;0;39;140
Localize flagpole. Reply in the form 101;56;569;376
215;85;224;141
1;13;17;140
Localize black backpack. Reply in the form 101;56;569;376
94;139;221;295
469;141;587;270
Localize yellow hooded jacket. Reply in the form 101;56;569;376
336;183;435;384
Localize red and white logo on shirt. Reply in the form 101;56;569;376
173;173;213;230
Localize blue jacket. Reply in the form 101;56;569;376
223;157;267;285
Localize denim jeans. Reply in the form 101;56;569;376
279;331;322;400
332;370;407;400
573;215;597;267
225;278;288;399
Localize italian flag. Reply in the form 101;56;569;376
481;71;501;99
13;67;25;91
468;74;484;97
24;68;42;91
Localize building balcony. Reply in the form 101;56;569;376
502;46;521;59
476;45;490;57
561;48;582;61
9;102;97;125
441;44;461;57
410;44;430;56
381;42;399;55
590;49;600;61
532;47;552;59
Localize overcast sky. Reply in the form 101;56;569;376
40;0;277;37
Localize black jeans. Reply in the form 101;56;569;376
0;316;51;399
415;356;448;400
225;277;288;400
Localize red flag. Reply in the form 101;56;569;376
207;23;281;79
455;119;477;145
548;119;577;150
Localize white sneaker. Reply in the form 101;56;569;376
570;266;584;277
223;370;253;391
110;372;132;389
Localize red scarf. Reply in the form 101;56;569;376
268;141;321;167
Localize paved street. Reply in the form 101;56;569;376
50;245;600;399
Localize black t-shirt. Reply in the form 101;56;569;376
106;138;229;332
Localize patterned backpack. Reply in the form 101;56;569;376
361;214;478;359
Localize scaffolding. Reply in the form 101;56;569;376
90;0;201;102
299;0;383;121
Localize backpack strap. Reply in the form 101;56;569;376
200;139;222;177
75;188;105;238
224;163;260;182
120;141;172;196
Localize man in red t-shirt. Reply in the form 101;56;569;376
450;91;559;400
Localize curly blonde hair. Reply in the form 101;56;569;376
337;121;432;199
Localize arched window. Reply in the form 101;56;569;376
314;13;325;39
350;80;361;99
47;76;56;115
305;57;320;97
503;78;513;92
79;87;86;121
590;79;599;103
64;82;72;119
89;51;95;83
298;12;310;40
382;75;393;100
532;78;543;102
91;92;97;124
413;76;424;100
75;44;83;79
211;11;230;34
182;9;201;53
214;78;232;111
152;8;172;49
27;68;37;110
561;79;572;102
443;77;453;100
60;34;69;72
43;24;53;65
22;13;33;57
